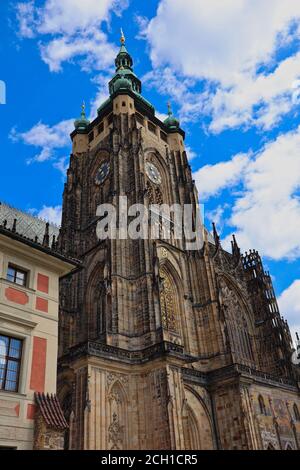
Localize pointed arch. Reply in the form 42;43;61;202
85;262;107;340
182;403;201;450
182;386;214;450
219;275;256;366
258;395;267;415
267;443;276;450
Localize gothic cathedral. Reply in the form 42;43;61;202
57;34;300;450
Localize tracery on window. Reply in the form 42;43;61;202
159;266;180;333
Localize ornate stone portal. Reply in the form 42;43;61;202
57;35;300;450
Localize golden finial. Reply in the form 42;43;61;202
120;28;125;45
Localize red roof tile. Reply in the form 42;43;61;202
35;392;68;430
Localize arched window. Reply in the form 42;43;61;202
85;264;108;340
258;395;267;415
293;403;300;421
182;388;214;450
219;278;255;366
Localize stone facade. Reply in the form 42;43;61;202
57;37;300;450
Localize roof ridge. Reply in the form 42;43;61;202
0;201;61;229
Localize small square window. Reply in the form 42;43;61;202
7;265;28;287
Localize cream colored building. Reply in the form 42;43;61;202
0;203;79;449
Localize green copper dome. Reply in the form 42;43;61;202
74;103;90;131
109;30;142;96
164;103;180;129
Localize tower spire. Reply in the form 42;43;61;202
212;222;220;247
120;28;125;45
164;101;180;129
108;31;142;96
74;101;90;131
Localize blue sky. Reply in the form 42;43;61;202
1;0;300;337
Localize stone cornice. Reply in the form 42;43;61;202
59;340;195;366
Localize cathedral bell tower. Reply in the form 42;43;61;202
57;33;299;451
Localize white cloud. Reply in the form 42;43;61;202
278;280;300;343
10;119;73;165
185;145;197;161
16;1;36;38
143;68;207;124
142;0;300;132
53;156;69;177
228;126;300;260
193;153;250;201
205;205;229;233
16;0;128;72
38;205;62;225
89;73;111;118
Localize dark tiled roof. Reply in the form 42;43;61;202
35;392;68;430
0;202;60;243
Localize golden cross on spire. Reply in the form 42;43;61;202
120;28;125;45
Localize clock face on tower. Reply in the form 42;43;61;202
145;161;162;185
95;161;110;185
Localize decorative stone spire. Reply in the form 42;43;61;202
43;222;50;247
231;234;241;258
212;222;220;247
74;102;90;131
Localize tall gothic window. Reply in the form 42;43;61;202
86;264;108;340
220;279;255;366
